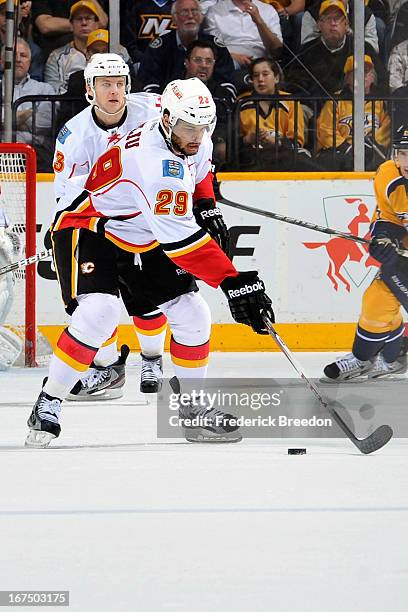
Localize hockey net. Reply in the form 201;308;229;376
0;143;52;366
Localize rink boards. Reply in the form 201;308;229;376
35;171;383;350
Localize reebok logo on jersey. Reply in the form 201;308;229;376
228;281;264;299
57;125;72;144
163;159;184;179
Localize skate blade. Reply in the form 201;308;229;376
184;427;242;443
25;430;56;448
369;371;407;380
319;375;368;385
66;387;124;401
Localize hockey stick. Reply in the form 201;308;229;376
0;248;52;276
218;195;408;258
262;314;393;454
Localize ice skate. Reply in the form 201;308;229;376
368;352;408;379
25;392;62;448
169;377;242;443
140;353;163;393
67;345;129;401
321;352;373;383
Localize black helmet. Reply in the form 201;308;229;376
393;125;408;150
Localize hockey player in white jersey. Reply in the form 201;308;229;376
53;54;228;398
26;78;273;448
53;53;163;397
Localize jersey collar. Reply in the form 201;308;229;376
91;106;128;131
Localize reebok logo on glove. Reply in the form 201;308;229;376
199;207;222;219
227;280;265;298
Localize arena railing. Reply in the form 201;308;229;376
10;95;83;172
227;94;408;172
9;93;408;173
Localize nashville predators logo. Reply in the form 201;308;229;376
339;114;380;137
80;262;95;274
139;14;175;40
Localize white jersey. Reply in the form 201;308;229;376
53;120;233;287
53;92;162;201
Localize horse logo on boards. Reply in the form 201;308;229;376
303;196;379;292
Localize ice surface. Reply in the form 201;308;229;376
0;352;407;611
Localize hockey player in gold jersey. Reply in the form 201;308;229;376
323;125;408;381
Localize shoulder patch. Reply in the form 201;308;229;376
149;37;163;49
57;125;72;144
162;159;184;179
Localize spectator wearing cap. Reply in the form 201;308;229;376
316;54;390;170
44;1;101;93
301;0;380;54
57;32;136;128
137;0;235;95
204;0;283;69
32;0;108;60
1;38;55;170
284;0;384;99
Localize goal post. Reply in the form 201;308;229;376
0;143;38;366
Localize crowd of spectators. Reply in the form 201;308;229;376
1;0;408;171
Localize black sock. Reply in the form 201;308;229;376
352;325;388;361
381;323;404;363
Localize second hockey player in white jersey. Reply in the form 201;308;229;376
53;55;162;202
53;54;228;398
26;78;273;448
53;54;163;397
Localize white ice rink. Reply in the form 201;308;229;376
0;352;407;612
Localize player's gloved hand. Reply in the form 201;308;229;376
220;271;274;335
193;198;230;255
369;235;400;265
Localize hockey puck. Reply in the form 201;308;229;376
288;448;306;455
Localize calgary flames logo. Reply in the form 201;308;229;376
80;262;95;274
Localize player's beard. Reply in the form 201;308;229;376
171;133;200;156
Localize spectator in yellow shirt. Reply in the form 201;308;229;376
316;54;390;170
239;57;313;169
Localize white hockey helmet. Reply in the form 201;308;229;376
84;53;130;106
160;78;216;141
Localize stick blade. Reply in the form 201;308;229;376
356;425;393;455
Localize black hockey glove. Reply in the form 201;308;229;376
193;198;230;255
369;235;400;266
221;271;274;335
